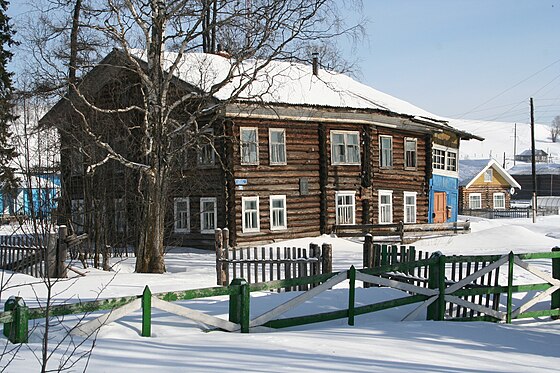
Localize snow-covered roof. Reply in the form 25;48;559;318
459;159;521;189
130;50;460;127
518;149;547;156
508;163;560;175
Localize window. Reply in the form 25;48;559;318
174;197;190;233
484;169;493;182
335;192;356;225
197;130;215;167
433;146;458;173
493;193;505;209
469;193;482;209
242;196;260;232
200;197;217;233
433;148;446;170
405;138;417;168
380;136;393;167
114;198;126;233
270;195;287;230
378;190;393;224
240;127;259;165
447;151;457;171
331;131;360;165
269;129;286;165
71;199;85;234
404;192;417;223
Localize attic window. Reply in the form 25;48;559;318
484;169;493;182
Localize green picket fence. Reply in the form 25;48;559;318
2;248;560;343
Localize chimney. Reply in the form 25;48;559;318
312;52;319;77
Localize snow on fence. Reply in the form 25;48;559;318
2;248;560;343
214;228;333;288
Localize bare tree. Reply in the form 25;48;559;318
550;115;560;143
23;0;364;273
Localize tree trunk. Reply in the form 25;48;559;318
135;168;167;273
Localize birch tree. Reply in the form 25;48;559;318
27;0;364;273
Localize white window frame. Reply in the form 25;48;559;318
446;150;457;172
240;127;259;165
270;195;287;230
174;197;190;233
378;190;393;224
331;130;360;165
404;138;417;169
469;193;482;210
269;128;287;165
432;145;459;177
380;135;393;168
484;169;493;182
335;191;356;225
114;198;126;233
197;129;215;167
493;193;506;209
404;192;417;224
200;197;217;234
242;196;260;233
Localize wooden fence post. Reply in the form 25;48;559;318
141;286;152;337
229;278;250;333
506;251;515;324
215;229;226;286
348;266;356;326
3;297;28;344
57;226;68;278
363;235;373;288
427;252;445;321
321;243;332;274
552;247;560;320
46;230;58;278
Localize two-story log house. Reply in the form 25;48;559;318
42;50;479;248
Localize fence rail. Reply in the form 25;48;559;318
215;228;332;289
2;248;560;343
460;207;559;219
333;221;470;243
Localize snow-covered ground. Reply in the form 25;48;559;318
2;216;560;372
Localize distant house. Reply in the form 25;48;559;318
458;159;520;212
515;149;548;163
0;172;60;221
508;163;560;200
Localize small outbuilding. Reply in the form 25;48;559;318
515;149;548;163
458;159;520;212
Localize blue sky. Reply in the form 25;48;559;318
7;1;560;125
348;1;560;125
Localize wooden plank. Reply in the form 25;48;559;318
511;285;560;318
402;296;438;321
445;255;508;294
72;298;141;338
445;295;505;320
355;272;437;297
249;271;348;328
513;257;560;286
151;297;240;332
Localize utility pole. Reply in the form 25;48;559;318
530;98;537;223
